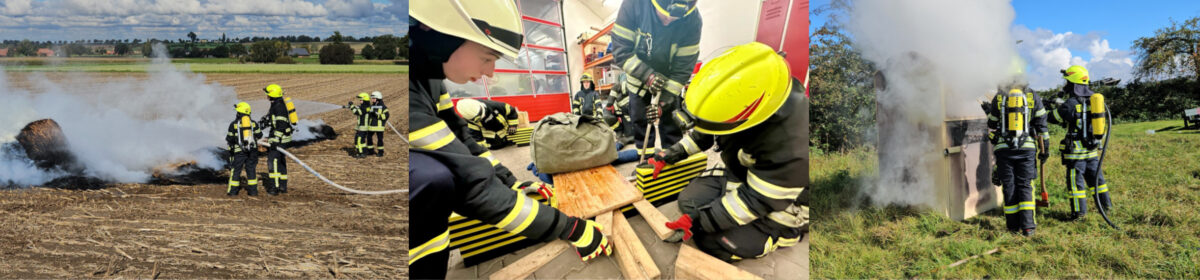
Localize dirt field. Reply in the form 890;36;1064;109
0;73;409;278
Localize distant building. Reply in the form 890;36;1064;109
287;47;310;57
36;48;54;57
0;48;8;57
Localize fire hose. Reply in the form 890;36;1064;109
259;140;406;195
1093;110;1118;230
388;121;409;144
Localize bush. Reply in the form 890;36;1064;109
362;44;376;60
275;56;296;64
319;43;355;64
249;40;289;63
210;45;230;58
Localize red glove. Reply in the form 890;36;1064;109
664;214;693;242
647;152;668;179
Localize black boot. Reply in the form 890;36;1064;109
227;186;241;196
376;149;385;157
246;185;258;196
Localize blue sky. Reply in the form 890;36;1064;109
811;0;1200;89
0;0;407;42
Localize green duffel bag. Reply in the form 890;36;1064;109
530;113;617;174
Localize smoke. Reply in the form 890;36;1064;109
0;44;232;185
847;0;1018;207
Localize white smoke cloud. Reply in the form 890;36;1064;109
0;43;232;185
848;0;1018;207
1012;25;1135;90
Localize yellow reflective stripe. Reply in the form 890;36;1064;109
611;24;634;40
479;151;500;166
623;56;645;77
677;44;699;57
438;93;453;111
408;230;450;264
228;181;240;187
1097;184;1108;193
720;189;756;225
495;192;538;234
246;179;258;185
1035;108;1047;117
569;221;595;247
1070;190;1087;198
747;172;803;200
680;135;701;154
411;121;456;150
665;79;684;96
1018;201;1037;211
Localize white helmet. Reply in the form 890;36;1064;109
411;0;524;60
455;98;486;122
371;91;383;99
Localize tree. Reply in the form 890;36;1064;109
13;39;37;56
229;43;248;57
398;34;409;59
115;43;131;55
188;31;198;43
362;44;376;59
211;44;230;58
1133;17;1200;80
249;40;290;63
371;34;402;60
808;2;878;152
142;42;155;57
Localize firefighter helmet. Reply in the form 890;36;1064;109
455;98;486;123
411;0;524;60
264;84;283;98
358;92;370;101
581;73;594;82
235;102;251;115
652;0;698;19
676;42;791;135
1062;65;1089;85
371;91;383;99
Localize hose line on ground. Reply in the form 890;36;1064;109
276;147;407;195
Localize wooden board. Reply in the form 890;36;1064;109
675;245;762;280
488;241;571;280
632;199;674;240
518;111;531;128
552;165;645;218
595;211;614;236
612;209;661;279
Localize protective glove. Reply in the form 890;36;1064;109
508;126;518;135
664;214;694;242
645;72;669;97
516;181;556;207
645;149;687;179
1038;136;1051;163
560;218;613;262
979;101;991;114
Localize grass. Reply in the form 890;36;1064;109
811;119;1200;278
3;63;407;74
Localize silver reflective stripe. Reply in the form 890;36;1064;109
499;194;536;233
677;44;699;56
665;79;684;96
767;204;808;228
747;172;803;200
411;123;455;150
680;136;701;154
721;189;756;225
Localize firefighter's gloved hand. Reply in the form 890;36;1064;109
257;138;271;147
561;218;612;262
979;101;991;113
645;72;669;96
646;104;662;124
664;214;694;242
1038;137;1051;163
508;126;518;135
517;181;556;207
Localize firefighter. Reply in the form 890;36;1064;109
455;98;520;150
409;1;609;278
611;0;702;151
1049;65;1112;220
259;83;294;195
367;91;389;157
649;42;808;262
349;92;371;158
572;73;601;117
225;102;262;196
984;87;1048;236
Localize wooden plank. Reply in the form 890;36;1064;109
612;209;660;279
488;241;571;280
610;231;648;280
595;211;614;236
552;165;645;218
518;111;530;128
674;245;762;280
632;199;674;240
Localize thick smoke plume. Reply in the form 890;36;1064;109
847;0;1019;207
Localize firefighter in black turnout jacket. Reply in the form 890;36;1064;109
259;83;295;195
350;92;372;158
573;73;601;117
366;91;389;156
984;87;1048;236
1048;65;1113;219
612;0;702;150
408;1;607;278
454;98;520;149
226;102;262;196
650;43;809;262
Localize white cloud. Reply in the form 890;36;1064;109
0;0;405;41
1012;25;1134;90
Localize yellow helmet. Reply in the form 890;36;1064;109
455;98;486;122
679;42;791;135
263;84;283;98
358;92;370;101
581;73;593;82
234;102;251;115
412;0;524;60
1062;65;1089;85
